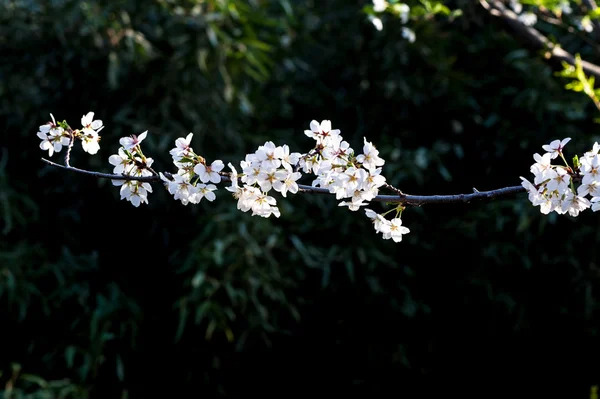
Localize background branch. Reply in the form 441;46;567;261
480;0;600;78
581;0;600;37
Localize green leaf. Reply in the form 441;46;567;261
174;303;188;343
205;320;217;340
19;373;47;388
65;346;76;369
116;354;125;382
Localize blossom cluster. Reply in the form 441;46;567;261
301;121;386;208
37;112;103;156
301;120;408;242
226;141;302;218
38;113;411;242
159;132;219;206
365;208;409;242
109;131;154;207
521;138;600;216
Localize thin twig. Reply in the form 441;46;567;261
296;184;525;205
65;129;74;167
383;183;405;195
41;158;167;182
41;158;525;205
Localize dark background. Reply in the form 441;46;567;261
2;0;600;397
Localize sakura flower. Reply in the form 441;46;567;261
108;148;133;174
580;154;600;185
538;196;560;215
272;171;302;197
195;184;217;202
304;120;341;146
251;192;279;218
591;196;600;212
38;129;70;157
364;168;386;192
530;153;553;185
170;133;194;162
37;114;69;156
386;218;410;242
119;181;152;207
578;180;600;198
322;139;352;164
256;141;283;169
339;195;369;211
281;145;301;171
194;159;224;184
119;130;148;151
257;169;279;193
545;168;570;193
161;173;198;205
365;209;391;234
81;131;101;155
583;142;600;159
236;186;260;212
38;131;55;156
561;192;591;217
81;112;104;135
336;167;368;196
520;177;542;205
542;138;571;159
356;137;385;171
241;160;262;185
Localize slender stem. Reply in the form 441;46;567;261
41;157;526;205
65;130;74;167
383;183;404;195
296;183;525;205
41;158;168;182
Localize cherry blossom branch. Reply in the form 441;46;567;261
37;114;541;243
41;157;525;205
296;183;525;205
41;158;166;182
480;0;600;78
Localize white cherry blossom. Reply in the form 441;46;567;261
542;138;571;159
81;112;104;135
194;160;224;184
119;130;148;151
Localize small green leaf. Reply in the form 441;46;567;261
174;304;188;343
205;320;217;340
116;355;125;382
65;346;76;369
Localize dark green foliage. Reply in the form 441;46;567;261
2;0;600;396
